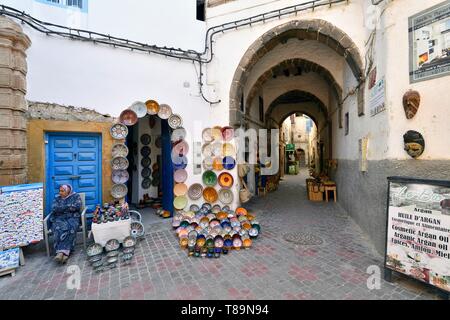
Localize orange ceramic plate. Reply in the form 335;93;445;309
218;172;234;188
174;183;188;197
203;187;218;203
212;157;224;171
145;100;160;115
235;207;248;216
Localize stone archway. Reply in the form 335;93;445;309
229;19;364;127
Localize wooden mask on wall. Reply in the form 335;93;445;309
403;130;425;159
403;90;421;119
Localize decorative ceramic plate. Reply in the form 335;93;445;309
146;100;160;115
202;128;213;143
173;156;188;170
202;170;218;187
168;114;183;129
123;248;135;255
158;104;172;120
141;146;151;157
152;170;160;179
152;177;160;187
111;184;128;199
123;236;136;248
174;169;188;183
128;211;141;222
119;109;138;126
211;142;223;157
174;183;188;197
140;134;151;145
171;128;187;143
107;256;119;265
141;157;151;168
202;143;213;157
122;253;134;261
221;126;235;141
190;204;200;212
88;254;103;264
105;239;120;252
141;168;151;178
112;169;129;184
130;101;148;118
112;143;129;158
212;157;224;171
86;243;103;257
173;140;189;156
223;156;236;170
110;123;129;140
111;156;129;171
174;196;188;210
92;261;104;269
219;189;234;205
155;136;162;148
130;221;145;238
188;183;203;200
211;127;223;142
218;172;234;188
203;187;218;203
106;250;120;258
223;143;236;157
203;157;214;170
142;178;152;189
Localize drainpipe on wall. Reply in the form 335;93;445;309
0;16;31;186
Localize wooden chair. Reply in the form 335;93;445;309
43;193;88;257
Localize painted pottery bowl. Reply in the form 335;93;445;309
88;254;103;264
249;227;259;237
140;146;151;157
235;207;248;216
212;157;224;171
171;128;187;143
168;114;183;129
112;143;129;158
157;104;172;119
222;143;236;157
243;238;252;248
130;221;145;237
145;100;160;115
130;101;148;118
123;236;136;248
173;155;188;170
203;187;218;203
218;172;234;188
105;239;120;252
173;196;188;210
202;203;212;211
202;170;218;187
221;126;234;141
218;189;234;205
141;167;152;178
110;123;128;140
202;157;214;171
223;157;236;170
211;127;223;142
111;184;128;199
190;204;200;212
173;140;189;156
140;134;151;145
141;156;151;167
119;109;138;126
216;212;228;220
107;256;119;265
112;169;129;184
142;178;152;189
174;183;188;197
211;205;222;214
122;253;134;261
211;142;223;157
202;143;213;157
202;128;213;143
92;260;104;268
111;156;129;170
106;250;120;258
86;243;103;257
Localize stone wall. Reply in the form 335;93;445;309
333;160;450;255
27;101;115;122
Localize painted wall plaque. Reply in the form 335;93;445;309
403;90;421;119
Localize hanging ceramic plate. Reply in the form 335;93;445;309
142;178;152;189
211;126;223;142
173;140;189;156
223;156;236;170
219;189;234;205
112;143;129;158
173;155;188;170
174;183;188;197
141;146;151;157
221;126;235;141
202;128;213;143
223;143;236;157
218;172;234;188
174;196;188;210
190;204;200;212
168;114;183;129
174;169;188;183
155;136;162;148
111;156;129;170
141;168;151;178
158;104;172;120
146;100;160;115
202;170;217;187
203;157;214;171
112;170;129;184
188;183;203;200
111;184;128;199
130;101;148;118
119;109;138;126
203;187;218;203
152;177;160;187
171;128;187;143
141;157;151;168
110;123;129;140
140;134;151;145
212;157;224;171
202;143;213;157
211;142;223;157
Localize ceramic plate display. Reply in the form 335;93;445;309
107;256;119;265
211;127;223;142
190;204;200;212
218;172;234;188
119;109;138;126
141;157;151;168
111;156;129;170
211;142;223;157
171;128;187;143
112;169;129;184
123;236;136;248
223;143;236;157
223;156;236;170
158;104;172;119
105;239;120;252
202;128;213;143
174;169;188;183
219;189;234;205
106;250;119;258
146;100;160;115
141;168;151;178
188;183;203;200
202;143;213;157
140;134;151;145
130;221;145;238
110;123;129;140
221;126;235;141
174;196;188;210
203;187;218;203
203;157;214;171
173;156;188;170
129;211;141;222
202;170;217;187
142;178;152;189
155;136;162;148
86;243;103;257
111;184;128;199
130;101;148;118
172;140;189;156
92;261;104;269
212;157;224;171
174;183;188;197
168;114;183;129
140;146;151;157
112;143;129;158
88;254;103;264
123;248;135;255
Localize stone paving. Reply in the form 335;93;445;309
0;171;444;300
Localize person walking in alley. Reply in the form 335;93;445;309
49;184;82;264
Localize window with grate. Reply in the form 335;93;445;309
37;0;88;12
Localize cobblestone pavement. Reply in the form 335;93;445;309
0;171;444;300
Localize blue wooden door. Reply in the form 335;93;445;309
46;133;102;215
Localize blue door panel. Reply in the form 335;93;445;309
78;152;96;161
46;133;102;215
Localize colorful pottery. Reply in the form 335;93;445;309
112;170;129;184
111;184;128;199
146;100;160;115
188;183;203;200
203;157;214;170
173;140;189;156
211;142;223;157
130;101;147;118
203;187;218;203
212;157;224;171
236;207;248;216
218;189;234;205
218;172;234;188
158;104;172;119
202;128;213;143
174;169;188;183
211;126;223;142
173;155;188;170
221;126;235;141
202;143;213;157
110;123;128;140
112;143;129;158
168;114;183;129
174;196;188;210
140;146;151;157
202;170;218;187
171;128;187;143
174;183;188;197
141;157;151;168
140;134;151;145
223;156;236;170
222;143;236;157
119;109;138;126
